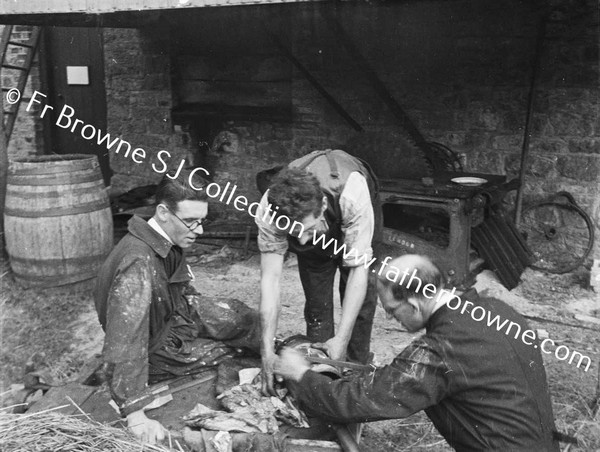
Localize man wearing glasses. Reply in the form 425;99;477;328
274;255;560;451
94;169;260;444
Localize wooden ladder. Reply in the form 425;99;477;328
1;25;41;145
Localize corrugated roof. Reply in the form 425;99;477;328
0;0;320;15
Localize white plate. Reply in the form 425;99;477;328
451;176;488;186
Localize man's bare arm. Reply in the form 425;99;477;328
259;252;284;395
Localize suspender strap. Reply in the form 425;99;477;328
294;150;328;171
295;150;340;180
325;151;339;179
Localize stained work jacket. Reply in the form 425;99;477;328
95;216;259;414
289;289;560;451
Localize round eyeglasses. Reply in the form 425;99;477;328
165;206;204;232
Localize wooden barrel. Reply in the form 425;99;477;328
4;154;114;288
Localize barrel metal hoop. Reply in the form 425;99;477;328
9;254;109;267
10;155;99;175
7;172;103;186
13;271;99;288
5;201;110;217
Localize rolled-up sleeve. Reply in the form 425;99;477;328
339;172;374;267
255;190;289;255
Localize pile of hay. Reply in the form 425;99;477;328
554;402;600;451
0;406;179;452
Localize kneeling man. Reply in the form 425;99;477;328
95;170;260;443
275;254;559;451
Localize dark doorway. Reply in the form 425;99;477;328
42;26;111;186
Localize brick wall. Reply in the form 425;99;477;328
0;25;44;160
102;0;600;260
103;27;195;195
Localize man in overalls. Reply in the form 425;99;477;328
256;149;381;395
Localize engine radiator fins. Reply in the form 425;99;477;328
472;207;534;290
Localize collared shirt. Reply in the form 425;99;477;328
256;171;374;267
431;289;461;315
148;217;173;244
148;217;195;281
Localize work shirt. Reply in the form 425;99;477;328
289;289;560;451
256;171;375;267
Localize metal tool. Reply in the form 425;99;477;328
306;356;375;372
121;372;215;414
332;424;362;452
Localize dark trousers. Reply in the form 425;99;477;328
297;252;377;364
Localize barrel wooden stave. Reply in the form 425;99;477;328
4;154;113;288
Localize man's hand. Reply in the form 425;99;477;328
313;336;347;361
274;347;310;382
326;266;369;362
261;352;278;396
126;410;167;445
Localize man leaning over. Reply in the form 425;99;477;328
256;149;381;395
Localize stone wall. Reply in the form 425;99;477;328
101;0;599;259
103;27;195;195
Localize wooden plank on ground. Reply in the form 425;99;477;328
574;314;600;326
286;439;342;451
184;429;343;451
26;366;343;451
28;382;97;416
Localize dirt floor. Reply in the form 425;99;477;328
1;243;599;451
